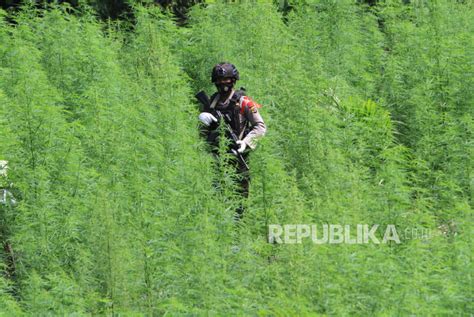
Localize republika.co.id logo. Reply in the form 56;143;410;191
268;224;402;244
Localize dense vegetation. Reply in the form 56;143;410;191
0;0;472;315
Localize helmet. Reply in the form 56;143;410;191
211;63;239;83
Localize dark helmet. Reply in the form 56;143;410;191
211;62;240;83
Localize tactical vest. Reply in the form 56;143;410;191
204;89;249;148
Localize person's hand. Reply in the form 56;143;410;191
236;140;247;153
198;112;217;126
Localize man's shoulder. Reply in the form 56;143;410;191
234;88;247;98
238;94;262;114
231;89;247;105
210;92;219;100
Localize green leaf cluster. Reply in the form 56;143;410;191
0;1;471;315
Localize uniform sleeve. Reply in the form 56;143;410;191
240;96;267;150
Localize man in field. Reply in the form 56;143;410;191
197;62;266;217
0;160;17;278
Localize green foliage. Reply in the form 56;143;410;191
0;0;471;315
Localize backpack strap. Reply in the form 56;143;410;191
210;93;219;110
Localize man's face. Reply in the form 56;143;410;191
216;78;234;94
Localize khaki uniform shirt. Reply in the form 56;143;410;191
209;90;266;150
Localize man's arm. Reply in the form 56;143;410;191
240;96;266;150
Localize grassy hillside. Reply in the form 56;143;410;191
0;1;472;315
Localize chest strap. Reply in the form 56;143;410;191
210;90;236;110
